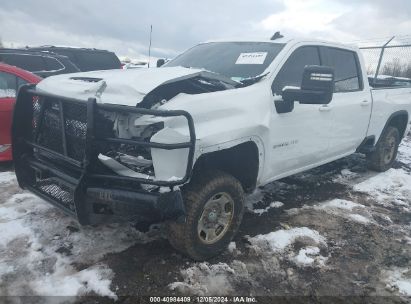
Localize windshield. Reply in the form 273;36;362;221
165;42;284;81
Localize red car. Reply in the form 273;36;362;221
0;63;41;161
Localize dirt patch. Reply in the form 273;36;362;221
0;137;410;303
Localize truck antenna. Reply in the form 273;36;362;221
148;25;153;68
270;31;284;40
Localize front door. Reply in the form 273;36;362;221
266;45;334;180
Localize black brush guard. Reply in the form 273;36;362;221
12;85;196;225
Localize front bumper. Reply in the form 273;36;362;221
21;155;185;224
12;85;196;225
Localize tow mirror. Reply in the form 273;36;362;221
282;65;335;105
157;59;165;67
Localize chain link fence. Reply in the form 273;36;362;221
359;36;411;80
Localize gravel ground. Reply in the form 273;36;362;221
0;135;410;303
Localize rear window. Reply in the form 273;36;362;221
320;47;362;92
1;53;45;72
44;56;64;71
74;51;120;71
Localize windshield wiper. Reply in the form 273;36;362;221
239;72;269;87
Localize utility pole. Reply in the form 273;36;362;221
148;25;153;68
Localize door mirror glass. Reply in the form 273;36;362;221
282;65;335;105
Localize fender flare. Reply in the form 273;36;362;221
194;135;266;183
376;110;409;145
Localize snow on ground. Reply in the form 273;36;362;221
245;184;287;215
245;181;297;214
287;198;375;225
0;173;161;298
248;227;326;252
252;201;284;215
398;135;411;166
384;268;411;296
170;227;330;294
248;227;329;268
293;246;327;267
1;134;411;298
316;199;374;224
244;188;264;212
0;171;16;185
348;213;371;224
318;199;365;211
227;241;236;253
354;168;411;209
333;168;361;183
169;262;236;295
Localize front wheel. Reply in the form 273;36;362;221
367;126;400;172
167;170;245;260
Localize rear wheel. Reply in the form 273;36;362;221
367;126;400;172
167;170;245;260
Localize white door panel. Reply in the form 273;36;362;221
320;46;372;156
267;45;334;179
329;91;371;155
267;102;333;177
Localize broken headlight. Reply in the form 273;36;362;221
133;121;164;140
104;120;165;175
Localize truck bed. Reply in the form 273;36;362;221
368;86;411;141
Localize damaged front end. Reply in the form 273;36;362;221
12;85;196;225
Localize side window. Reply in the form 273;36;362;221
44;57;64;71
76;52;120;71
1;54;45;72
320;47;361;92
272;46;320;95
0;72;17;98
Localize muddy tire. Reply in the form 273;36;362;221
367;126;400;172
166;170;245;260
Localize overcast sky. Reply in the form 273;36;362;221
1;0;410;61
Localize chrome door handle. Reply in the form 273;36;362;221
319;105;332;112
361;100;371;106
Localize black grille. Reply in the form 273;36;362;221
64;103;87;161
37;178;76;212
33;98;87;162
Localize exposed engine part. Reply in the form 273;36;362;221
138;75;238;109
104;152;154;175
119;154;152;168
98;154;151;180
94;109;165;177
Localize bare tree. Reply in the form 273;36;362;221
381;58;403;77
379;57;411;79
404;63;411;79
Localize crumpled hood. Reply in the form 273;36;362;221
36;66;237;107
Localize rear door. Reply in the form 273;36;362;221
319;47;371;155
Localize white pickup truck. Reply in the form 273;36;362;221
12;38;411;260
